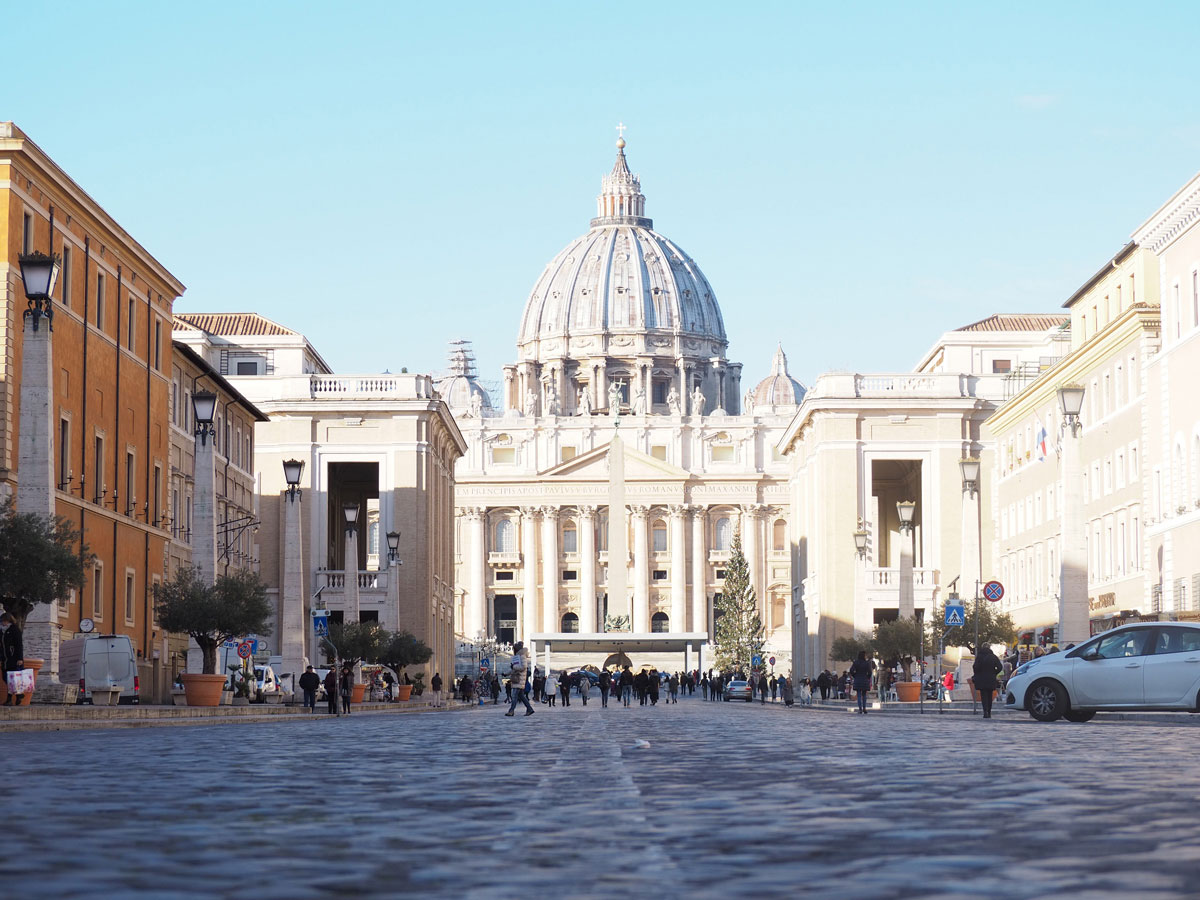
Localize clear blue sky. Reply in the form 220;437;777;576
7;1;1200;393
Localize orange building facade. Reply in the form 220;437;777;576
1;123;185;686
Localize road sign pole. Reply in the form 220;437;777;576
972;580;981;717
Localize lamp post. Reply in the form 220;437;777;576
959;456;984;715
343;500;361;626
281;459;306;686
185;387;219;675
16;242;62;678
1057;384;1088;645
896;501;916;620
853;525;869;652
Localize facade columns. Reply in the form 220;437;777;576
521;507;539;640
596;361;608;411
579;506;598;632
669;505;688;632
742;504;764;615
631;505;650;632
465;507;487;639
691;506;707;633
540;507;559;634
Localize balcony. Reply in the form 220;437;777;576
316;569;390;608
488;551;522;568
864;567;940;607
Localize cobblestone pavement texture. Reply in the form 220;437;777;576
4;696;1199;899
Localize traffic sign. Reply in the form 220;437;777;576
752;654;763;667
237;641;253;660
769;656;776;666
945;605;966;627
312;610;329;637
983;580;1004;602
480;657;491;671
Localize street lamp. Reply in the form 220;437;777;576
1058;383;1088;645
343;500;360;534
18;251;60;332
282;459;304;502
192;390;217;445
959;457;981;497
386;530;401;565
1058;383;1086;437
896;500;916;534
853;528;869;559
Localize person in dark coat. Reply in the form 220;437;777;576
1;612;25;706
340;665;354;714
558;669;571;707
634;670;649;705
298;666;321;712
816;669;831;701
647;669;660;706
323;668;338;714
849;651;875;714
973;645;1004;718
619;666;634;706
598;669;612;708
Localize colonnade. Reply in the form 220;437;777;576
459;503;778;641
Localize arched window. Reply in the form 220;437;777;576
494;519;514;552
651;612;669;633
772;519;786;552
561;612;579;633
715;517;731;552
562;522;578;553
651;519;667;552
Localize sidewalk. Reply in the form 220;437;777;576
781;697;1200;725
0;699;471;733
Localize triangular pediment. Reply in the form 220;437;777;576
540;439;690;481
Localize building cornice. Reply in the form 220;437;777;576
1133;170;1200;254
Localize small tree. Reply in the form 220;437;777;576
872;617;924;681
712;533;765;673
325;620;388;668
831;633;874;664
378;630;432;675
929;599;1017;654
154;567;272;674
0;501;91;629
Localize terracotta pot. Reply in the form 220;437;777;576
351;683;366;704
181;673;227;707
396;684;413;701
895;681;921;702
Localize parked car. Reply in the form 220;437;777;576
254;665;282;695
1005;622;1200;721
59;634;139;704
723;679;753;702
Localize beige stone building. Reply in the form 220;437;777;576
176;314;466;681
779;316;1067;675
986;245;1160;641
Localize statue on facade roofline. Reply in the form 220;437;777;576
608;381;623;417
667;385;681;416
578;386;592;416
690;385;706;417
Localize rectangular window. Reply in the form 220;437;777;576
22;212;32;253
561;570;577;581
652;380;668;405
61;245;72;308
186;496;193;542
154;319;162;369
59;418;70;489
124;571;135;623
492;448;515;464
92;563;104;618
125;451;135;516
236;361;257;375
172;488;179;536
560;446;576;463
93;436;105;502
651;445;667;460
153;464;162;527
96;273;105;330
127;296;136;349
712;446;734;462
992;359;1012;374
652;569;668;581
562;527;578;553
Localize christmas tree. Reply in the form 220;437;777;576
712;532;765;672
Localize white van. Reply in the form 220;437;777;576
59;635;139;704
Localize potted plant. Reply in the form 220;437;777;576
378;631;432;701
325;621;388;704
872;618;924;701
229;665;252;706
154;568;272;707
411;672;426;697
0;500;91;705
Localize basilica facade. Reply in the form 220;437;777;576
444;139;804;669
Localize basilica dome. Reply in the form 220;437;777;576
748;345;805;412
516;139;727;365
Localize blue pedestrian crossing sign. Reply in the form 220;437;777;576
945;605;966;627
312;610;329;637
752;655;763;667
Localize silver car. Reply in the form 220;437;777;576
1005;622;1200;722
723;679;753;702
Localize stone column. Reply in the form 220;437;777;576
187;425;218;675
541;507;559;634
669;505;688;633
692;506;707;633
631;505;650;632
465;507;487;639
345;517;361;624
579;506;598;632
742;505;763;616
898;525;915;620
16;303;59;675
280;486;307;683
521;507;539;639
596;361;608;412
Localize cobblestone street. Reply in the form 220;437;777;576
4;696;1199;898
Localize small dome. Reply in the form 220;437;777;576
749;345;805;411
435;340;492;414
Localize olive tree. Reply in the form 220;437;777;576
154;568;272;674
0;501;91;629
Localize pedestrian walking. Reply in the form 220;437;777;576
491;674;502;704
759;675;768;704
558;669;571;707
816;670;831;701
648;669;660;706
972;645;1003;719
700;675;709;700
769;675;778;702
532;669;544;703
941;669;955;703
298;665;320;712
668;672;679;703
850;650;875;714
431;672;443;707
619;666;634;707
598;669;612;708
1;612;25;706
781;674;794;707
545;674;558;706
324;668;338;714
505;641;534;717
577;672;590;705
